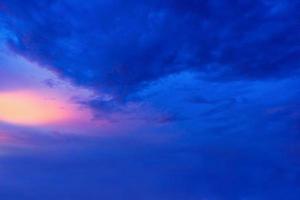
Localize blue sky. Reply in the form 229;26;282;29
0;0;299;199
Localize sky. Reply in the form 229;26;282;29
0;0;299;199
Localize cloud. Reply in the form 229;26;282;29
0;0;298;100
136;71;300;136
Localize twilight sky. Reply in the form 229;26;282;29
0;0;299;199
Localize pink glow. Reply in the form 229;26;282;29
0;90;79;126
0;49;138;135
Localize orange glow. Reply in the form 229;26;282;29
0;91;73;126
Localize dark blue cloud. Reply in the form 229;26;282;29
0;0;299;98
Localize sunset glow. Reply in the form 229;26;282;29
0;91;73;125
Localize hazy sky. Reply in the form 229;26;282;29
0;0;299;199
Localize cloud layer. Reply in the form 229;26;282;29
1;0;298;98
